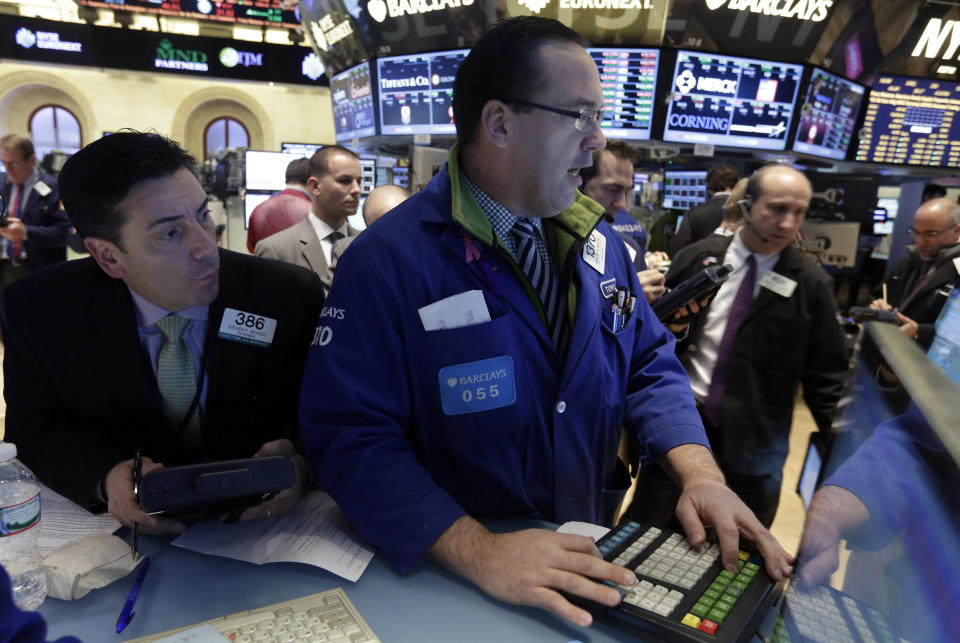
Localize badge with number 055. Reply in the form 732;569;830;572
218;308;277;347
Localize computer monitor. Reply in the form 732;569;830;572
587;48;660;141
662;170;708;210
855;74;960;167
243;192;272;229
359;157;376;195
799;220;860;267
928;287;960;386
791;67;866;160
243;151;306;192
663;51;803;150
392;167;410;190
377;49;468;135
330;61;377;142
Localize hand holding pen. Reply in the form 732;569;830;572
103;455;187;536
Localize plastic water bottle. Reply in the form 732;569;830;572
0;441;46;610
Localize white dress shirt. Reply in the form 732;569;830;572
307;213;350;267
685;230;783;403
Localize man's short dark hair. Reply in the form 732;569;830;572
0;134;35;160
309;145;358;178
707;164;740;193
285;158;311;185
452;17;588;148
579;141;635;185
59;131;196;247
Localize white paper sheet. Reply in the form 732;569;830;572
171;491;374;582
38;483;121;553
417;289;491;331
556;521;610;542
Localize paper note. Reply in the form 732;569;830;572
557;521;610;542
38;484;121;553
172;491;374;582
417;290;491;331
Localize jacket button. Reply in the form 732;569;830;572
556;401;566;414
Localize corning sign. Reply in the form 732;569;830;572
703;0;833;22
366;0;475;24
912;18;960;60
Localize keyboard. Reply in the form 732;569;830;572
576;521;780;643
772;583;897;643
123;588;379;643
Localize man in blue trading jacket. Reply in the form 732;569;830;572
299;17;792;627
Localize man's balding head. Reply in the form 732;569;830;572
911;197;960;261
741;165;811;254
363;184;410;226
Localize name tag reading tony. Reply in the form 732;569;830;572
438;356;517;416
218;308;277;347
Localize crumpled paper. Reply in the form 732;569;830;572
43;531;139;600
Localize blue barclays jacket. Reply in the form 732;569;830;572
299;150;708;571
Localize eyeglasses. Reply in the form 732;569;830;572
907;226;956;240
502;98;603;133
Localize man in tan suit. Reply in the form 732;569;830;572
255;145;362;294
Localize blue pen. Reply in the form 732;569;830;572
116;556;151;634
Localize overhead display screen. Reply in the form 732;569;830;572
330;61;376;142
855;75;960;168
663;51;803;150
663;170;708;210
588;48;659;141
792;68;865;160
377;49;468;136
79;0;299;28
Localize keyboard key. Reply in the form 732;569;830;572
698;619;719;635
681;613;701;629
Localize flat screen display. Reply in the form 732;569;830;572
663;170;708;210
360;158;376;195
791;68;866;160
928;287;960;386
377;49;468;135
244;151;307;192
663;51;803;150
330;61;376;142
588;48;659;141
855;75;960;167
392;167;410;189
244;192;272;229
280;143;323;156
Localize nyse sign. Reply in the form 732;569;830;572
912;18;960;61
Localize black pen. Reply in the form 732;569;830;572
131;447;142;561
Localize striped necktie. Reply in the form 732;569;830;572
156;315;197;432
513;218;563;345
327;230;345;269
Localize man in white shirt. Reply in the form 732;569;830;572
255;145;362;294
622;164;848;528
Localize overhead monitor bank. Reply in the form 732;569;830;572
663;51;803;151
377;49;468;136
791;68;866;161
588;47;660;141
855;74;960;168
331;61;377;142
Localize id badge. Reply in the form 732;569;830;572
438;356;517;415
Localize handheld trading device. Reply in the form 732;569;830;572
651;263;733;323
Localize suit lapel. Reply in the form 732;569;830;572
295;218;329;282
901;262;956;310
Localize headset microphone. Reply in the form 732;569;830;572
738;199;770;244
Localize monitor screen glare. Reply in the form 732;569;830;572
855;75;960;167
588;48;660;141
378;50;468;135
792;68;866;160
331;61;376;142
664;51;803;150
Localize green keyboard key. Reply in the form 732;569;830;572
708;606;729;623
718;594;737;608
691;601;712;618
718;570;735;582
703;587;721;601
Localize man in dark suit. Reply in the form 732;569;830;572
670;164;739;256
623;165;848;528
869;197;960;347
245;157;312;253
1;132;324;535
0;134;70;296
255;145;362;295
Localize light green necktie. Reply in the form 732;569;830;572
156;315;197;430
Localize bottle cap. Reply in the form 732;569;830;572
0;441;16;462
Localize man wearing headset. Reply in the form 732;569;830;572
621;164;848;528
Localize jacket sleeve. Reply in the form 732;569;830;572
802;272;849;433
298;242;466;572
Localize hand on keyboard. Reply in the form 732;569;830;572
430;516;637;628
674;477;794;582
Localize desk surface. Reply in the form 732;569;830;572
38;530;662;643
